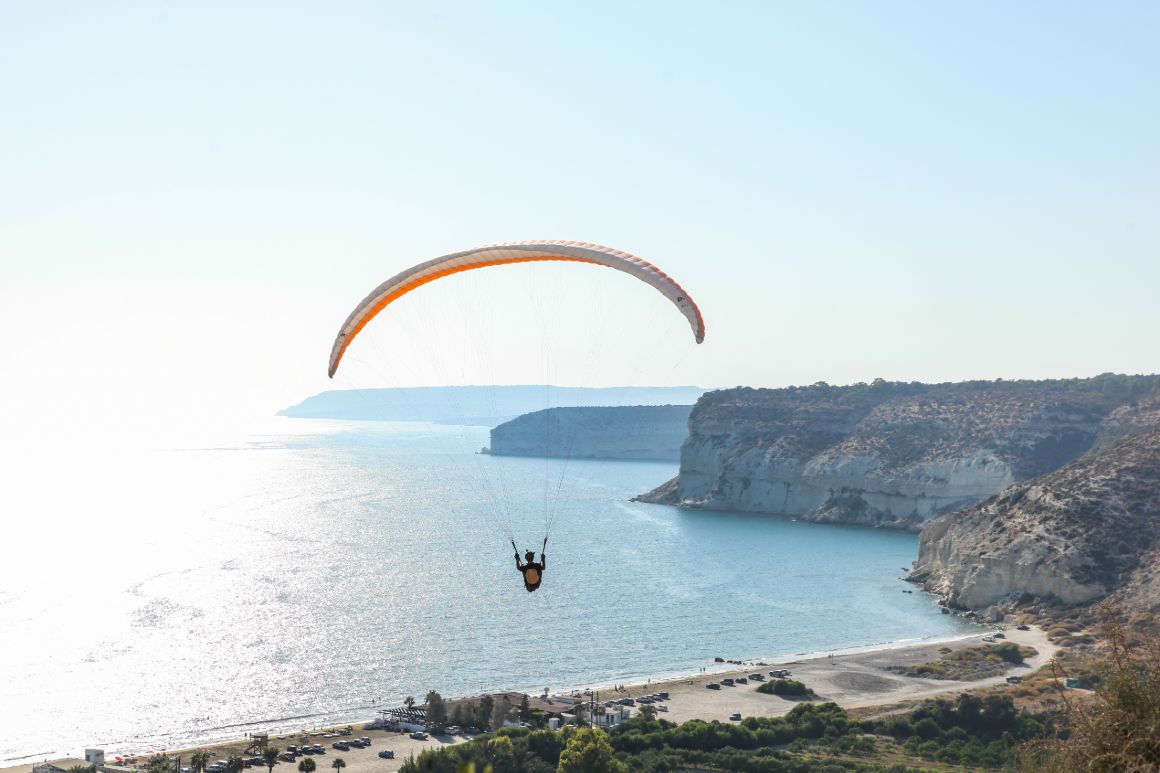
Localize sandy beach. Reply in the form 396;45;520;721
565;624;1056;725
4;625;1056;773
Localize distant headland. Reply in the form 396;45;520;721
278;385;705;426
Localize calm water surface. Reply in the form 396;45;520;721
0;419;972;762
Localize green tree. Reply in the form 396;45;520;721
426;690;448;725
262;747;280;773
637;704;657;721
296;758;315;773
478;695;494;729
913;717;941;740
189;751;210;773
329;759;345;772
225;756;244;773
145;756;174;773
404;695;416;710
557;728;628;773
490;696;511;730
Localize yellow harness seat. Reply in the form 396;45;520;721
524;567;541;585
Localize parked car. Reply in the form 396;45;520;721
729;713;742;721
658;691;669;699
656;704;669;712
410;731;428;740
331;742;349;751
1016;624;1030;631
749;673;764;681
721;678;734;686
248;758;264;767
446;726;461;735
339;727;353;736
278;753;295;763
358;737;372;746
706;682;721;690
993;632;1006;639
736;677;748;684
377;751;395;760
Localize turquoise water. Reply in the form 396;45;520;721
0;419;971;762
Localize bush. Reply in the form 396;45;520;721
994;642;1026;664
757;679;813;696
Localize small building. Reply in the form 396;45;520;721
34;759;93;773
85;751;105;767
577;702;631;729
377;706;428;732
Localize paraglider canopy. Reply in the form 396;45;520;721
328;240;705;378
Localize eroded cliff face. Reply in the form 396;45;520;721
910;425;1160;613
489;405;692;461
637;376;1160;530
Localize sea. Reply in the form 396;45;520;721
0;418;974;764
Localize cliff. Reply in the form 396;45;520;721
489;405;692;461
636;375;1160;530
910;425;1160;614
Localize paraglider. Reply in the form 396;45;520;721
327;240;704;594
514;538;547;592
327;240;705;379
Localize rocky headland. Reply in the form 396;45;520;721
488;405;692;461
636;375;1160;531
909;422;1160;615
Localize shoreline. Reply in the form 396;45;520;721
552;625;986;697
5;620;1029;771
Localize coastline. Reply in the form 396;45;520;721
4;621;1057;773
553;625;986;697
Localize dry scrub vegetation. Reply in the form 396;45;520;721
1022;615;1160;772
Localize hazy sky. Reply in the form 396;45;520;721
2;1;1157;447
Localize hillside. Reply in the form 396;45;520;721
636;374;1160;530
909;424;1160;614
488;405;692;461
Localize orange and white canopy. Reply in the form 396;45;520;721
328;240;705;378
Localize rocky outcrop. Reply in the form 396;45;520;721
489;405;692;461
910;425;1160;612
637;375;1160;529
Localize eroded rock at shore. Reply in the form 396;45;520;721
636;375;1160;531
910;425;1160;612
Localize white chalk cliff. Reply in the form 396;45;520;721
637;377;1160;531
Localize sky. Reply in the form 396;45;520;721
1;1;1157;450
